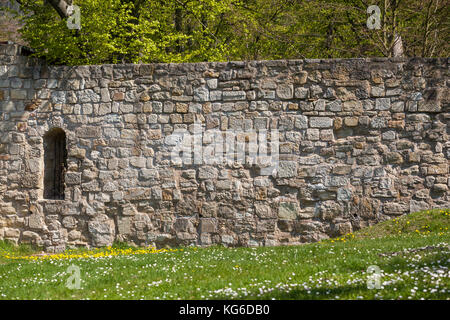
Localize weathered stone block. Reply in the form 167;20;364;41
278;202;298;220
294;87;309;99
65;172;81;185
342;100;362;113
337;187;352;201
201;202;217;217
255;203;275;219
409;200;429;213
326;100;342;112
277;161;297;178
386;152;403;164
88;216;115;247
199;218;217;233
62;216;77;229
28;212;45;230
276;84;293;99
216;180;233;190
76;126;101;138
174;218;195;233
198;166;218;180
22;231;41;244
222;91;246;101
294;115;308;129
194;86;209;102
0;203;16;216
344;117;358;127
11;89;28;100
306;128;320;141
332;165;351;175
4;228;20;238
375;98;390;110
68;230;81;241
336;222;352;235
310;117;333;128
318;201;343;221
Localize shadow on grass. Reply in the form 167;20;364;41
258;283;371;300
239;248;449;300
250;281;431;300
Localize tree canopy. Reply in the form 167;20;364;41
1;0;448;65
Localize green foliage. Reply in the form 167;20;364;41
14;0;236;64
16;0;131;64
7;0;449;65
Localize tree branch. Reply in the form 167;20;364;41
46;0;72;19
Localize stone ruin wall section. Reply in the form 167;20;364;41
0;43;449;252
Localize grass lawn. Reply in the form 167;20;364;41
0;208;449;300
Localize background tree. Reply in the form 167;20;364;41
1;0;448;65
0;0;24;44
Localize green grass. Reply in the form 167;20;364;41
0;241;36;264
0;208;449;300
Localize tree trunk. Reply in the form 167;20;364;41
45;0;71;19
392;33;404;57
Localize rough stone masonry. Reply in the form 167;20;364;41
0;43;449;252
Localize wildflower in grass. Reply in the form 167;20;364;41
1;245;181;261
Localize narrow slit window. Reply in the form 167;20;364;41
43;128;67;200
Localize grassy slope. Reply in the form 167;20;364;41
0;208;449;300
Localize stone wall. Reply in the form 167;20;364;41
0;43;449;252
